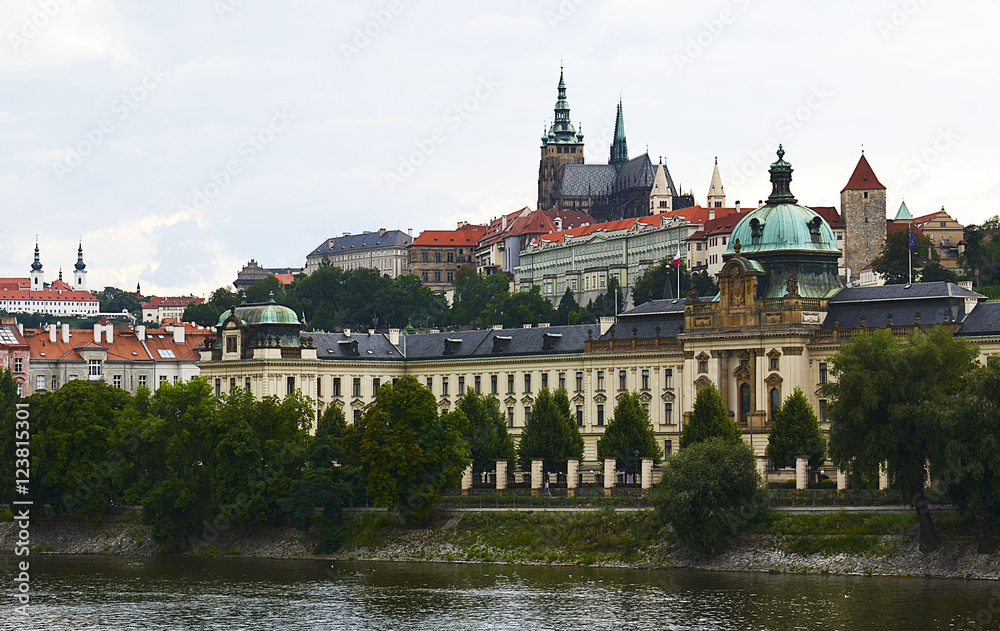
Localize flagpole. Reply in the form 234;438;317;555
908;242;912;284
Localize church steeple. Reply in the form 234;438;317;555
30;238;44;289
707;157;726;208
541;63;583;146
73;239;87;291
610;99;628;170
537;63;586;212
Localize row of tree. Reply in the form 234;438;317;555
0;371;667;549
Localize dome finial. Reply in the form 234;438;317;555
268;290;276;303
767;145;796;204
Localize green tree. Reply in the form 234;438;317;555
587;276;624;318
919;261;959;283
680;382;740;449
938;356;1000;553
451;267;510;326
649;437;767;557
282;404;354;536
30;380;132;519
766;388;826;469
959;216;1000;285
342;376;469;522
455;388;516;473
691;270;719;297
244;276;285;304
516;388;584;474
0;370;23;508
822;327;979;552
122;380;217;548
95;286;143;315
597;391;664;473
555;288;581;325
481;286;556;328
208;388;314;527
184;302;224;327
871;228;935;285
632;259;690;305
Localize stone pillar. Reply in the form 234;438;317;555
603;458;615;497
566;459;579;497
531;459;543;496
878;464;889;490
495;460;507;491
756;457;768;482
836;469;848;491
641;458;653;490
795;457;808;490
461;464;473;496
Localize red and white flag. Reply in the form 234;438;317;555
672;248;681;268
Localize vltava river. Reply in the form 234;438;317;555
3;555;996;630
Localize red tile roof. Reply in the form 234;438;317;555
25;326;212;363
841;155;885;192
411;223;488;247
887;221;924;236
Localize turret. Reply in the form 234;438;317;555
707;157;726;208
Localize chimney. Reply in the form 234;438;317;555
343;328;351;337
388;328;400;346
407;228;413;238
49;324;56;343
457;221;467;229
136;325;145;342
599;316;615;336
94;325;102;344
709;210;715;220
501;215;507;231
554;217;563;231
735;200;741;211
522;323;532;329
758;199;764;208
106;324;113;344
379;228;387;236
173;326;185;344
61;323;69;343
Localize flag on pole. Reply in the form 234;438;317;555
672;248;681;268
908;229;917;253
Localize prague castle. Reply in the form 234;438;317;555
198;148;1000;477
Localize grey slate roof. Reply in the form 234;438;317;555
620;298;687;316
405;325;592;360
308;230;412;258
958;302;1000;336
402;330;492;360
823;303;958;329
828;281;983;304
560;164;616;197
602;317;684;340
311;331;403;361
612;154;656;193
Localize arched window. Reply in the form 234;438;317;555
739;383;751;427
770;388;781;423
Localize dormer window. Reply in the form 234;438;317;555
492;336;511;354
444;338;463;355
750;218;763;243
542;332;562;351
338;339;360;356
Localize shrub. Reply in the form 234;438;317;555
649;437;768;557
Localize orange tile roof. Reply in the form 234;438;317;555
141;296;204;309
842;154;885;192
273;274;295;285
411;224;488;247
25;327;212;363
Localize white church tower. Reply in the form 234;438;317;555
29;239;44;289
649;158;674;214
707;157;726;208
73;240;87;291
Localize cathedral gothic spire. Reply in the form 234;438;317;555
610;100;628;171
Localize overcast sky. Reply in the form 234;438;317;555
1;1;996;297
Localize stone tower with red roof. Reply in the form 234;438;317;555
840;153;886;279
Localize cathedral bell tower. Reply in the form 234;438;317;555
537;64;585;212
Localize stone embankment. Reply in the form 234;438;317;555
2;509;999;580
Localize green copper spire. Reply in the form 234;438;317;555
542;64;582;146
766;145;797;205
610;99;628;169
31;238;42;272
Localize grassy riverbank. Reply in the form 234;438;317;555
3;508;999;579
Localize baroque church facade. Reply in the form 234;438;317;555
536;67;694;223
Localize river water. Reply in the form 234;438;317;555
2;555;996;630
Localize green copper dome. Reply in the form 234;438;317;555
726;146;840;257
217;292;299;327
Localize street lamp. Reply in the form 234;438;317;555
634;449;640;486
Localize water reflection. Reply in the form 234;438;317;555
0;555;991;630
